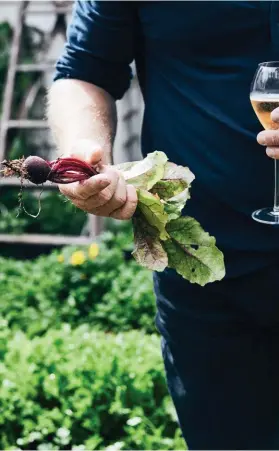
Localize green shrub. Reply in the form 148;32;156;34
0;325;185;450
0;231;156;337
0;252;64;336
101;261;156;332
0;208;28;234
0;190;87;236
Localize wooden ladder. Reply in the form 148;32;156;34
0;0;103;247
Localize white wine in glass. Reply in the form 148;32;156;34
250;62;279;224
251;93;279;130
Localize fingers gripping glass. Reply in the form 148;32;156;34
250;61;279;224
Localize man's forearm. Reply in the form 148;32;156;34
47;79;117;163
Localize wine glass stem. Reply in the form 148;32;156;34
273;159;279;214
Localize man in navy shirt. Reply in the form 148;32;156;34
49;2;279;449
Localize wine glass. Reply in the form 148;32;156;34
250;61;279;224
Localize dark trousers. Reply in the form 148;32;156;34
154;263;279;450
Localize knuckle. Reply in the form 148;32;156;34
107;167;120;183
75;177;108;200
111;200;137;221
74;200;87;211
76;190;90;201
97;189;113;205
127;186;138;203
271;133;279;146
271;108;279;122
114;193;127;206
129;196;138;207
61;183;90;201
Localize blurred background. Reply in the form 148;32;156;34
0;2;185;450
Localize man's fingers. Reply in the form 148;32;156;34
93;176;127;215
266;147;279;159
257;107;279;146
59;174;110;200
257;126;279;158
257;130;279;147
271;108;279;123
110;185;138;220
73;174;126;214
59;167;119;200
58;158;137;219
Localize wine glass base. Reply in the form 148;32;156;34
252;207;279;225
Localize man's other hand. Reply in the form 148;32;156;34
257;108;279;159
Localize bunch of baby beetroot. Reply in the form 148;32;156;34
1;152;225;286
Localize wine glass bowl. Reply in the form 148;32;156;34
250;62;279;224
250;94;279;130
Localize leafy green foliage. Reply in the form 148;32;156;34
0;190;87;237
0;223;187;449
164;217;226;286
125;152;225;284
137;190;169;241
0;324;185;450
0;207;28;234
132;213;168;272
0;230;156;337
116;151;168;190
151;161;194;200
163;189;191;221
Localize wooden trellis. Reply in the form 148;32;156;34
0;0;103;246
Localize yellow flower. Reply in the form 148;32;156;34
88;243;99;259
57;254;64;263
70;251;86;266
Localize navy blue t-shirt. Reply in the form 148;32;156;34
54;1;279;278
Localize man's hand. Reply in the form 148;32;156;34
59;140;138;220
257;108;279;158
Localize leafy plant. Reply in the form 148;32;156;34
0;189;87;237
0;325;186;450
116;152;226;286
0;229;156;337
0;204;27;234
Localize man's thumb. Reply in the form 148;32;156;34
70;139;103;165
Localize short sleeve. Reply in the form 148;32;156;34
53;1;136;100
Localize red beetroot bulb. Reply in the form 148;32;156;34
23;156;51;184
